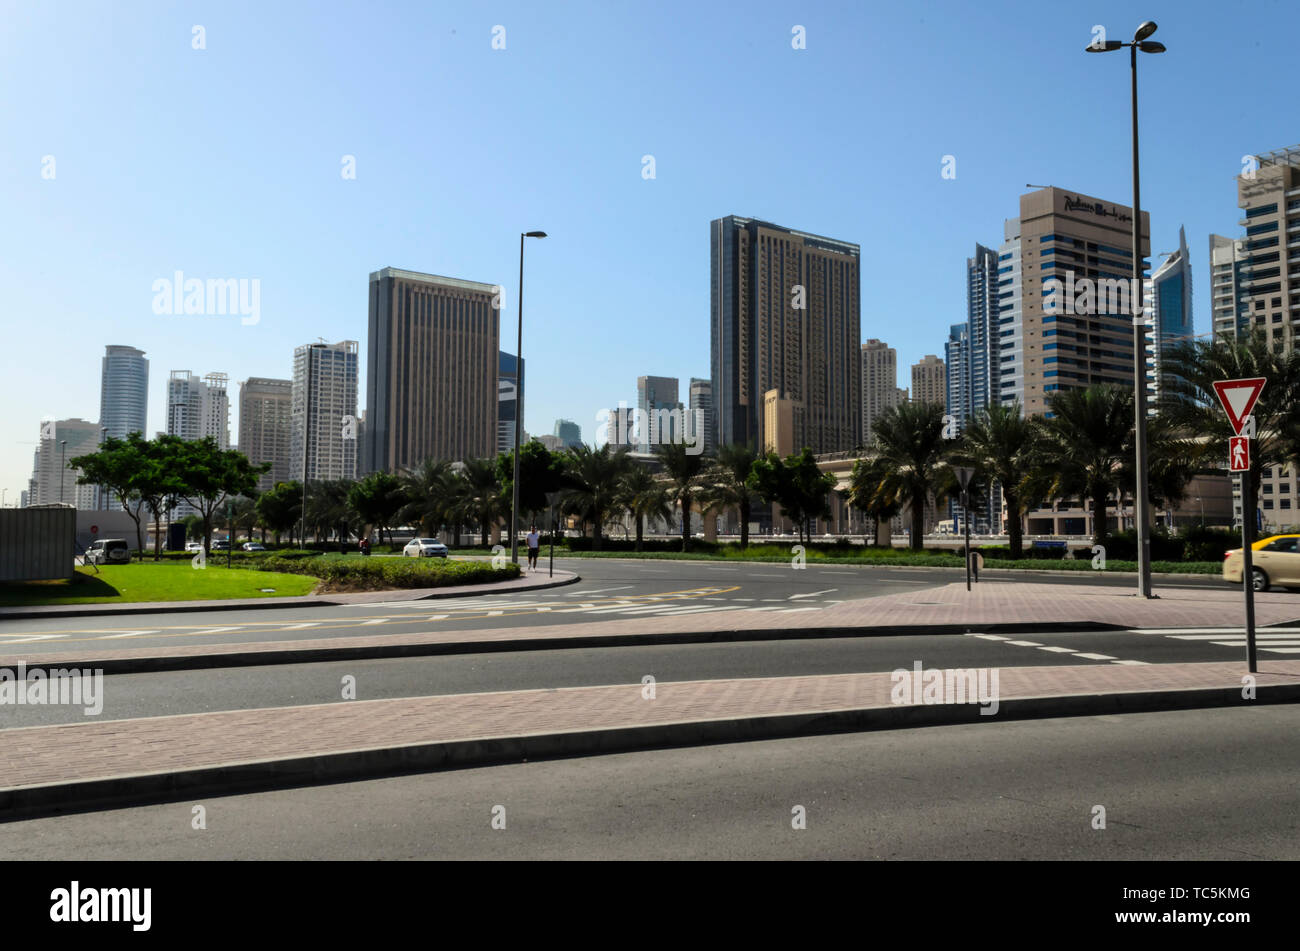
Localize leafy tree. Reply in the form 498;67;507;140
619;462;671;551
654;442;706;551
496;440;565;530
347;472;406;548
454;458;505;546
868;401;952;550
561;444;630;550
848;455;902;546
307;479;358;545
171;438;268;553
218;494;259;543
256;480;303;545
699;444;760;549
71;433;149;552
400;459;455;536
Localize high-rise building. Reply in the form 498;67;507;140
536;433;564;452
238;377;293;492
290;340;358;482
688;378;714;455
860;339;899;445
99;346;148;441
498;352;524;455
98;345;149;510
166;371;205;441
35;418;100;508
1145;225;1194;410
1215;145;1300;531
711;215;861;453
553;419;581;448
911;355;946;407
945;245;1001;432
636;375;681;446
996;187;1150;415
365;268;499;471
201;373;230;450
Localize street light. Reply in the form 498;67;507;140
1087;20;1165;599
510;230;547;565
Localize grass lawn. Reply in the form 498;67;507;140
0;562;321;607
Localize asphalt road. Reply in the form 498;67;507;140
4;705;1294;859
0;557;1250;658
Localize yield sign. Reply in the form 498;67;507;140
1213;377;1266;436
954;466;975;491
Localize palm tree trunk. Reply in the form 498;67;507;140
739;497;750;549
910;494;925;551
680;493;691;552
593;508;603;551
635;514;643;552
1093;490;1109;546
1006;489;1024;558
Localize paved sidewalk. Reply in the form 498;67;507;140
12;581;1300;672
0;569;579;620
2;660;1297;817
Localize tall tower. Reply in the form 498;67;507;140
291;340;359;482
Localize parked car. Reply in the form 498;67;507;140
1223;533;1300;592
85;538;131;565
212;539;232;551
402;538;449;558
185;541;203;552
242;542;266;552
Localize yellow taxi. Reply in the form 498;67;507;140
1223;533;1300;592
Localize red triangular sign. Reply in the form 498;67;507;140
1212;377;1266;436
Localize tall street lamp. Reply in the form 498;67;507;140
510;230;547;564
1087;20;1165;599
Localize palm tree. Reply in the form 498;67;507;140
655;442;706;551
869;401;952;550
847;455;902;546
699;444;759;548
956;401;1043;558
561;444;631;549
1039;385;1133;546
456;457;505;546
619;462;671;551
400;458;454;536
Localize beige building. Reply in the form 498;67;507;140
860;339;900;445
910;355;945;407
711;216;860;455
762;388;795;457
238;377;293;492
365;268;499;472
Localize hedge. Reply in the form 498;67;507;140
259;555;519;591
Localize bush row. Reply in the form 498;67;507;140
259;555;520;591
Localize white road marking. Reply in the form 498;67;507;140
1005;640;1042;647
571;586;635;594
1074;652;1117;661
103;630;160;639
361;619;387;625
1111;659;1150;665
192;627;242;635
788;589;837;599
970;634;1008;640
1037;646;1077;653
780;607;822;613
282;622;319;630
1169;633;1300;640
426;615;448;621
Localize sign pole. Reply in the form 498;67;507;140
963;490;971;592
1241;469;1257;673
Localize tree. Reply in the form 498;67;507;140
219;494;259;543
654;442;706;551
347;472;406;548
307;480;358;546
869;401;952;550
172;438;268;553
400;459;455;536
699;444;760;548
1039;385;1133;546
456;458;505;546
496;440;565;531
955;401;1043;558
847;455;902;546
70;433;149;553
561;444;630;550
619;462;671;551
256;480;303;545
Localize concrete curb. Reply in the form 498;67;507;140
0;571;580;621
17;619;1129;676
3;680;1296;821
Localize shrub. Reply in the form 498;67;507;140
1181;525;1240;562
260;555;519;591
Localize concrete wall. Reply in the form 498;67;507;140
0;506;76;581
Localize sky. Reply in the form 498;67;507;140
2;0;1297;502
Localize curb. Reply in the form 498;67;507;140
14;619;1129;675
0;572;580;621
4;681;1296;821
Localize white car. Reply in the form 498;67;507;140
185;541;203;552
242;542;266;552
403;538;448;558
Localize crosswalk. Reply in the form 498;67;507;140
1156;628;1300;655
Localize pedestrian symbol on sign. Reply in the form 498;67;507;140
1230;436;1249;472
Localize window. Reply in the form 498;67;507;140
1263;536;1294;551
1246;203;1278;218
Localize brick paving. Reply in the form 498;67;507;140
2;660;1297;793
11;582;1300;669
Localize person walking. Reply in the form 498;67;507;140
526;525;540;572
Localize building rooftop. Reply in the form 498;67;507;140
369;267;499;294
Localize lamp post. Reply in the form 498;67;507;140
1196;496;1204;527
545;490;562;578
510;230;547;565
1087;20;1165;600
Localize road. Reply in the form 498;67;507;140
3;705;1294;859
0;557;1242;658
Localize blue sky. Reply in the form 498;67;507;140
2;0;1296;500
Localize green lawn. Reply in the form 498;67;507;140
0;562;321;606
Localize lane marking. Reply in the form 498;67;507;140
1074;652;1117;660
788;589;837;600
1037;646;1077;653
1004;640;1042;647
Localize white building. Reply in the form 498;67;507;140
290;340;358;482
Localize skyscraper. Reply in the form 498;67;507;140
1209;233;1248;339
996;187;1150;415
238;377;293;492
365;268;499;471
498;352;524;455
35;418;100;508
1145;225;1193;410
711;215;861;453
945;245;1000;432
688;378;714;455
201;373;230;450
860;339;899;445
553;419;581;448
637;375;681;446
911;355;946;407
290;340;358;482
98;345;148;509
166;371;206;441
